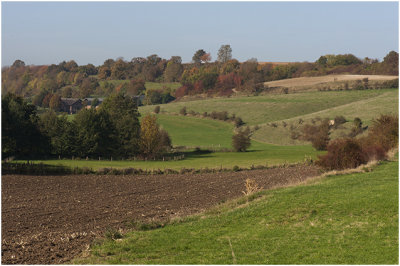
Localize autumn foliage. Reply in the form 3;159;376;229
140;114;172;159
317;114;398;170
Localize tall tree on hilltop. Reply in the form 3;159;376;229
217;44;232;63
192;49;206;65
164;56;183;82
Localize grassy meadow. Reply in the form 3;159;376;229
252;90;398;144
44;88;398;170
98;80;181;92
28;142;320;171
73;159;398;264
139;89;395;125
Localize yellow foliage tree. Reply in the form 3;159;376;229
140;114;161;159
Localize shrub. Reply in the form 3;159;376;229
217;111;229;121
290;130;300;140
281;88;289;94
179;106;187;116
210;111;217;119
110;168;122;175
353;117;362;128
316;138;367;170
242;178;261;196
334;115;346;127
301;120;330;150
122;167;136;175
232;165;240;172
232;127;251;152
368;114;398;151
97;168;111;175
361;144;387;162
154;106;160;114
382;78;399;89
159;129;172;152
234;117;244;127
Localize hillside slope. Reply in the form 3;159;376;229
263;74;397;92
139;89;393;126
74;160;398;264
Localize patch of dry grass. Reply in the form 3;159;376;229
264;74;397;90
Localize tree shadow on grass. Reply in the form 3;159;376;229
2;162;74;175
181;149;214;159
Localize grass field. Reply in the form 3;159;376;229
139;89;396;126
33;111;323;170
98;80;181;92
263;74;397;90
27;142;320;171
145;82;181;92
155;114;234;148
74;159;398;264
252;90;398;144
53;88;397;169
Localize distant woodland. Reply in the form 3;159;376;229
2;46;398;106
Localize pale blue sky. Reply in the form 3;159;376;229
2;1;398;66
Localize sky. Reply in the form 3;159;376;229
1;1;398;66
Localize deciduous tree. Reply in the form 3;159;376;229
101;93;141;157
232;127;251;152
217;44;232;63
2;93;49;159
140;114;161;158
192;49;206;65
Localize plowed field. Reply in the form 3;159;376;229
2;164;321;264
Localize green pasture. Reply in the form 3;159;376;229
155;114;234;148
27;142;320;171
34;113;322;170
98;80;181;92
139;89;395;126
145;82;181;92
56;88;398;168
252;90;398;144
74;159;398;264
63;113;234;148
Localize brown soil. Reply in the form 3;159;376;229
2;164;321;264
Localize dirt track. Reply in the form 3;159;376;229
2;164;321;264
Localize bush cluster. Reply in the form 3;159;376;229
301;119;330;150
317;114;398;170
333;115;347;128
179;107;245;127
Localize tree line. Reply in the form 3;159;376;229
2;93;171;160
2;47;398;104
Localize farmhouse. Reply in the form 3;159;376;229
60;98;82;114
